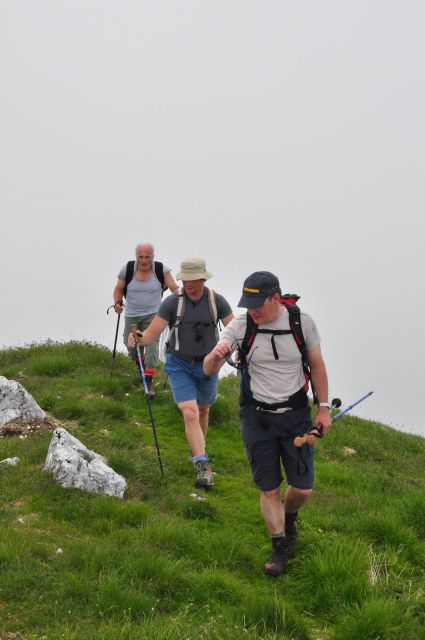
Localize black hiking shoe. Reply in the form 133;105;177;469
194;460;214;489
284;511;299;546
263;538;291;577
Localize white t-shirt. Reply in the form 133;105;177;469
220;307;320;404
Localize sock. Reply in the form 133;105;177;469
192;453;209;464
271;531;285;539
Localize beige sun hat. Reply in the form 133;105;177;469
176;257;213;281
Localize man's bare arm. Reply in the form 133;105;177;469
203;309;234;375
306;345;332;433
221;313;234;326
164;271;179;293
113;279;126;314
203;339;234;376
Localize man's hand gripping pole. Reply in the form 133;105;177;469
294;392;374;448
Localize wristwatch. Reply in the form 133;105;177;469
319;402;331;408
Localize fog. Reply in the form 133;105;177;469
1;1;424;435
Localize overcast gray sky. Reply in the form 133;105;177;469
1;1;424;435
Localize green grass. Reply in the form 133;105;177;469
1;341;425;639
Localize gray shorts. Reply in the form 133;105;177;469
123;314;159;369
240;404;315;491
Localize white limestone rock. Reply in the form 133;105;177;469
0;457;21;466
0;376;45;427
44;428;126;499
342;446;357;457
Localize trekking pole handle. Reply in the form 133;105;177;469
293;391;374;448
107;300;124;314
131;323;143;344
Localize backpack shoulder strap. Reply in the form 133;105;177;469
282;302;306;353
123;260;135;298
175;287;185;324
205;288;219;325
206;287;221;340
167;287;185;351
281;298;317;404
238;312;258;364
154;261;168;295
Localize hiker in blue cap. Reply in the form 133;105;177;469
204;271;331;577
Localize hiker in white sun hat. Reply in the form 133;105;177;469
128;256;233;490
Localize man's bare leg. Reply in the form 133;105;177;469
198;404;210;438
261;486;312;576
260;487;285;535
261;486;312;533
284;486;312;513
178;400;213;488
178;400;205;457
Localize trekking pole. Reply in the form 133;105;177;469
106;302;122;378
294;391;374;447
131;324;165;478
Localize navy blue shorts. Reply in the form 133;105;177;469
240;404;315;491
164;352;218;405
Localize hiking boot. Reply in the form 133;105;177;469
194;460;214;489
263;538;291;577
284;511;299;546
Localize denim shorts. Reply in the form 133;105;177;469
240;404;315;491
164;352;218;405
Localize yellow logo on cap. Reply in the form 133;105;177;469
244;287;260;293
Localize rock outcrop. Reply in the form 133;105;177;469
0;457;20;466
0;376;45;427
44;428;127;499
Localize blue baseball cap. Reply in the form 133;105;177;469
237;271;281;309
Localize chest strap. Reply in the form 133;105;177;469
256;328;292;360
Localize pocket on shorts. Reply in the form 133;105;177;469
286;407;312;437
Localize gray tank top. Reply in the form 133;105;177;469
117;262;171;316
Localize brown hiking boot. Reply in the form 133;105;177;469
194;460;214;489
263;538;291;577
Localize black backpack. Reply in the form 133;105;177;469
238;294;317;404
123;261;167;298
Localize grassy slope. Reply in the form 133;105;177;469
0;342;424;640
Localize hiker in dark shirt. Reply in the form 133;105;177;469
129;257;233;489
113;243;178;396
204;271;331;577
